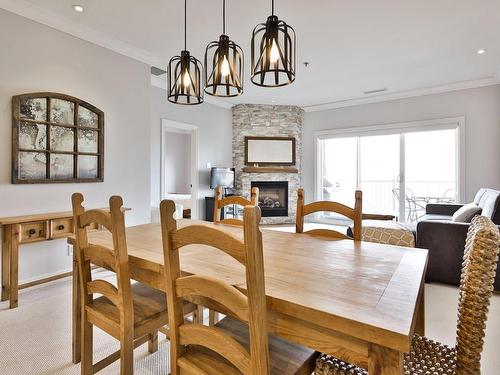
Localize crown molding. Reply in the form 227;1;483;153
304;76;500;112
0;0;164;67
151;75;234;110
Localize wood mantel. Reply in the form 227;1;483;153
242;166;298;173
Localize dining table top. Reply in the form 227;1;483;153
69;219;428;352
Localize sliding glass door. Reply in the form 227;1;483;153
317;122;460;222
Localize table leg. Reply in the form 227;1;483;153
415;284;425;336
9;225;20;309
368;344;403;375
72;253;81;364
1;225;12;302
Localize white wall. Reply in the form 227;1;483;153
0;10;151;283
163;131;191;194
150;86;232;217
302;85;500;203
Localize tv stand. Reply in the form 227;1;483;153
205;196;224;222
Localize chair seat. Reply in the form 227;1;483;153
86;282;194;340
315;335;457;375
178;317;318;375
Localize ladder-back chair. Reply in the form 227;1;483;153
213;186;259;226
160;200;317;375
296;188;363;240
72;193;172;374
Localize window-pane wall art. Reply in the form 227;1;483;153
12;93;104;183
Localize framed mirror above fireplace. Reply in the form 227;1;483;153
245;136;296;166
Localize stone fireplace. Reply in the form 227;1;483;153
232;104;303;224
251;181;288;217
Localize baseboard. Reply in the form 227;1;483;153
19;268;73;287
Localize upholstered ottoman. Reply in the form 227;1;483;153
349;219;416;247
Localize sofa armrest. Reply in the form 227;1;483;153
417;220;469;287
425;203;463;216
417;220;500;291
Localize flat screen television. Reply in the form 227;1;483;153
210;167;235;189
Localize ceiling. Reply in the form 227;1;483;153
6;0;500;109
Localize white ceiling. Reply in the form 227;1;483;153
5;0;500;109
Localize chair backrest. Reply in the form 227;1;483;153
71;193;133;331
161;200;269;375
295;188;362;240
455;215;500;373
213;186;259;226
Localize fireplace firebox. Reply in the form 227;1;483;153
251;181;288;217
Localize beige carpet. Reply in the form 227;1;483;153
0;272;172;375
1;275;499;374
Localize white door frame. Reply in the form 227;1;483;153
161;119;200;219
314;116;466;221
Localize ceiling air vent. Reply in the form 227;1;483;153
363;88;387;95
150;66;167;76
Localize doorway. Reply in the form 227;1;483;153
161;119;199;219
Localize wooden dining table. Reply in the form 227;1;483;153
69;220;428;375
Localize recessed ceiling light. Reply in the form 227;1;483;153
72;5;84;12
477;49;486;55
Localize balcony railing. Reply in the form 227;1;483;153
322;180;456;222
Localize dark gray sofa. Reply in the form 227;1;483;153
416;188;500;290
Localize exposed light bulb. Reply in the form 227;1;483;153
220;56;231;77
182;71;191;88
72;5;84;12
270;39;280;63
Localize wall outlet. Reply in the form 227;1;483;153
206;162;211;169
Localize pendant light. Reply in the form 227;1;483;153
167;0;204;105
251;0;296;87
204;0;244;97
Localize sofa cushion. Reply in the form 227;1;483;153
477;189;500;222
451;202;482;223
473;189;486;205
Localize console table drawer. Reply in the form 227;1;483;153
50;218;74;239
19;221;48;243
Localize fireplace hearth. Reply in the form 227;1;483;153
251;181;288;217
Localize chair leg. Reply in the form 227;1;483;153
196;305;204;324
208;310;219;326
120;335;134;375
148;331;158;353
81;318;93;375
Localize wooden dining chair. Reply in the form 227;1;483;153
160;199;318;375
296;188;363;240
213;186;259;225
210;186;260;325
315;215;500;375
72;193;195;375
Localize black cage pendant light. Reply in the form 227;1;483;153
204;0;244;97
251;0;296;87
167;0;204;105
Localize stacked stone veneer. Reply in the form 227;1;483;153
232;104;303;224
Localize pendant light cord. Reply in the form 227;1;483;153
184;0;187;50
272;0;274;15
222;0;226;34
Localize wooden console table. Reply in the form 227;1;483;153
1;208;128;309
